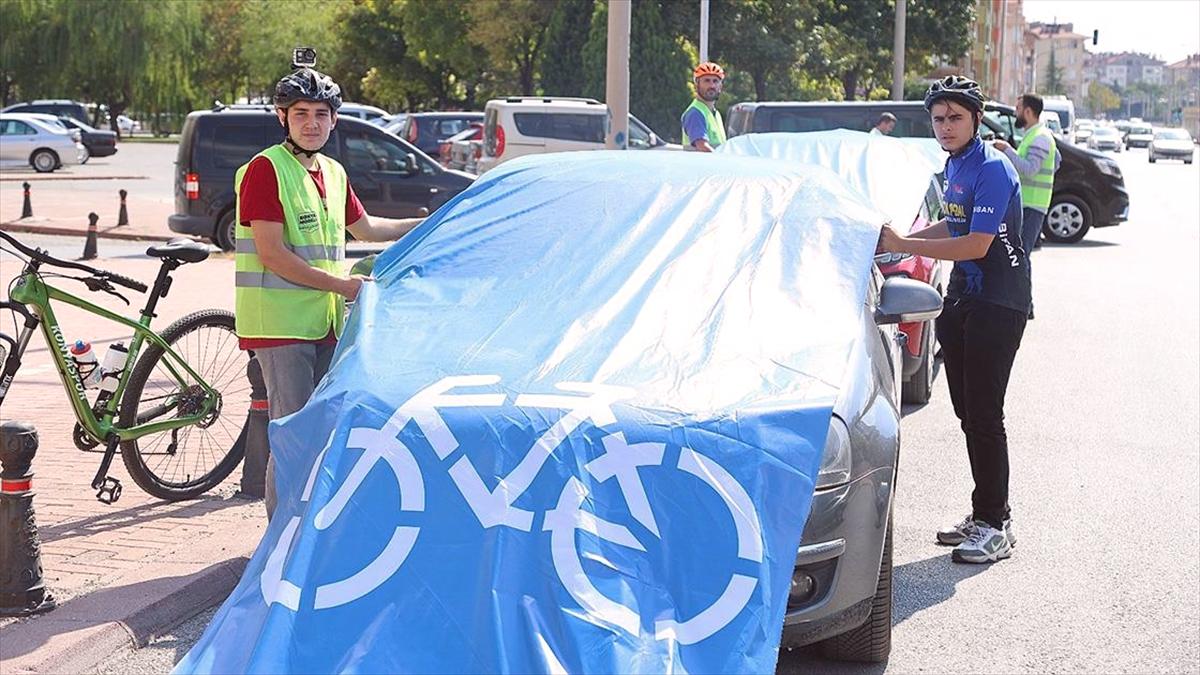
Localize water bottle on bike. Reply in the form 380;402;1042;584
97;342;128;393
69;340;102;389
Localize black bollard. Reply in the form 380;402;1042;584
0;421;56;617
238;355;270;499
117;189;129;226
81;212;98;261
21;182;32;219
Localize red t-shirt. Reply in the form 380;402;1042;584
238;155;366;350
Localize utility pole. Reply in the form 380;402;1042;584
892;0;907;101
700;0;710;63
605;0;631;150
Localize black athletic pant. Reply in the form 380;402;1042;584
936;297;1027;529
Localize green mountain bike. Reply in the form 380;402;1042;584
0;231;249;504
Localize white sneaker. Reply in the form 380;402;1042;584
938;514;1016;547
951;521;1013;564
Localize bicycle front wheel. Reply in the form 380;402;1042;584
119;309;250;500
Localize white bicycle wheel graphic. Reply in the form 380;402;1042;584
543;432;765;645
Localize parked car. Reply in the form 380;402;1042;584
476;97;677;174
1124;123;1154;149
168;107;475;250
380;113;408;136
1088;126;1123;152
0;113;88;172
399;112;485;156
438;122;483;168
1041;96;1076;143
1039;111;1063;136
1074;119;1095;143
115;114;141;136
1;99;89;125
54;115;118;160
1148;128;1195;163
728;99;1131;245
718;130;947;405
339;102;391;124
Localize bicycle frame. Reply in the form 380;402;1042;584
5;269;217;443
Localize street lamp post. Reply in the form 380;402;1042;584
892;0;907;101
605;0;631;150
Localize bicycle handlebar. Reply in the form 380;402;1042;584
0;230;148;293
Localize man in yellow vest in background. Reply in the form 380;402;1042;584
235;66;424;518
681;62;727;152
993;92;1060;319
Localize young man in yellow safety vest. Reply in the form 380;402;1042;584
234;67;424;518
993;93;1060;319
681;62;727;152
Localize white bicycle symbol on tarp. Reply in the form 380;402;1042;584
260;376;764;645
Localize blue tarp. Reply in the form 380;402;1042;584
718;130;943;233
176;151;887;674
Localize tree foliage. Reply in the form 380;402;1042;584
0;0;976;134
1086;82;1120;116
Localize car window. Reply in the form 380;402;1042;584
1156;129;1191;140
343;128;433;175
627;117;651;148
513;112;605;143
0;120;35;135
984;110;1018;142
434;119;470;136
197;120;269;169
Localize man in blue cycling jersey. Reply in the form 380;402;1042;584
878;76;1031;564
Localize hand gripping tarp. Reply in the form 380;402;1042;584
176;151;887;675
718;130;944;233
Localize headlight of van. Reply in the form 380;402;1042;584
816;415;851;489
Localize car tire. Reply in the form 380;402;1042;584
30;149;59;173
1044;194;1092;244
80;146;91;165
214;209;237;252
1149;154;1156;163
901;319;935;405
817;516;892;663
1186;159;1194;165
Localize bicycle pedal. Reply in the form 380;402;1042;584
95;477;122;504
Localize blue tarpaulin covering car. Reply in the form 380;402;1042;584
176;151;894;674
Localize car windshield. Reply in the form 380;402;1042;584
63;117;97;132
1155;129;1191;140
1093;128;1118;138
1130;126;1152;134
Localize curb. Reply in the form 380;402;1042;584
0;176;149;182
0;221;194;243
0;518;262;675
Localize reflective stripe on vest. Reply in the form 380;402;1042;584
681;98;726;148
233;144;348;340
1016;123;1056;210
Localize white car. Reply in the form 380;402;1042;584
0;112;87;172
339;102;390;124
1087;126;1123;153
476;97;678;174
1124;123;1154;149
1148;128;1195;164
116;114;140;136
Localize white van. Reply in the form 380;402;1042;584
476;97;676;174
1041;96;1075;143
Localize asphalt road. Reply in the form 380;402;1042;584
94;144;1199;673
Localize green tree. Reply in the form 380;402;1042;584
393;0;490;109
239;0;344;100
332;0;410;106
1086;82;1120;117
708;0;813;102
467;0;554;95
1043;49;1065;96
541;0;596;96
581;0;692;142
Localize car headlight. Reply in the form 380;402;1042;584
1097;160;1121;178
874;252;912;265
816;415;851;489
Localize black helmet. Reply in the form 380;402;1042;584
274;68;342;111
924;75;985;113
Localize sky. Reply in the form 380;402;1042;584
1024;0;1200;64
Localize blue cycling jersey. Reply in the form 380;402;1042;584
943;138;1031;313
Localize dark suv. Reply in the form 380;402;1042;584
169;106;475;250
0;100;90;125
398;112;485;157
727;100;1130;244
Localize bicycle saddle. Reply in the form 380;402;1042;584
146;238;210;264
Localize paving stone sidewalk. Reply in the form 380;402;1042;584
0;254;264;674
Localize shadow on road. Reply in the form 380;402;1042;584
37;493;247;542
1041;239;1119;249
776;551;989;673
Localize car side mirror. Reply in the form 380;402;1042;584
875;277;943;325
649;131;662;147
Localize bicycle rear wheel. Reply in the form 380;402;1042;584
118;309;249;500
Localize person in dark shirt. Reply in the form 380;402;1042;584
877;76;1030;565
